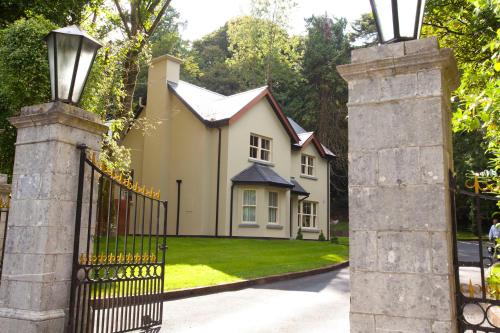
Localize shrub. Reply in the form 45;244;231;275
318;230;326;241
296;227;303;240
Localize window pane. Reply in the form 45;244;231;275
312;203;316;215
303;202;311;214
243;190;256;205
308;166;313;175
301;155;306;164
269;207;277;222
261;138;270;150
243;207;256;222
250;147;257;158
250;135;258;146
303;215;310;227
308;156;314;166
261;150;269;161
268;192;278;207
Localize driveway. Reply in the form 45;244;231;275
160;242;485;333
162;267;350;333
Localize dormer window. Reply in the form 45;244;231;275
301;154;314;176
249;134;271;162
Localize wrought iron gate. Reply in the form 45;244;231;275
69;145;168;333
451;172;500;332
0;194;9;282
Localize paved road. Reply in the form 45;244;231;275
159;242;485;333
162;268;350;333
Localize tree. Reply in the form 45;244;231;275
424;0;500;188
349;13;377;47
0;0;93;27
302;15;350;212
0;16;57;176
111;0;173;115
250;0;297;85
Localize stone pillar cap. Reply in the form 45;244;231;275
9;101;107;135
338;37;459;90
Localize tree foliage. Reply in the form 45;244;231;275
424;0;500;180
302;15;350;211
0;16;57;175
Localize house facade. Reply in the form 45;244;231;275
122;55;335;240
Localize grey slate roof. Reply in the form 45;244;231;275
287;117;307;134
291;179;309;196
232;163;294;188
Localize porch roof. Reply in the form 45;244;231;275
231;163;294;188
291;179;309;196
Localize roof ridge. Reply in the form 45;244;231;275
178;80;226;97
225;85;267;99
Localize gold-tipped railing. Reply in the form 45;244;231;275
465;174;500;194
88;152;160;200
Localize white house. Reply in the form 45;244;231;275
123;55;335;240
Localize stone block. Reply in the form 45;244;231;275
417;69;442;97
431;320;454;333
350;230;378;271
348;78;381;104
375;314;431;332
350;271;453;321
380;74;417;101
405;37;439;56
420;146;446;185
350;313;375;333
349;151;378;186
348;97;444;151
349;185;448;232
378;147;420;186
352;42;405;63
377;231;431;273
431;232;453;275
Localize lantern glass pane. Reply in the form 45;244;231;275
46;34;56;100
373;0;394;42
417;0;426;38
397;0;419;38
56;33;79;100
71;39;96;103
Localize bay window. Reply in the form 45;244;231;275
298;201;317;228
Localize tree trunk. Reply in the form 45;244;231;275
121;49;140;116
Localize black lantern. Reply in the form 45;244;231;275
45;25;102;105
370;0;426;44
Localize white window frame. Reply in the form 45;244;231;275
298;201;317;228
268;191;279;223
242;189;257;223
249;134;272;162
301;154;315;176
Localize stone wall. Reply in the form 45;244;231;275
338;38;459;332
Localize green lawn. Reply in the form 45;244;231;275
94;236;349;291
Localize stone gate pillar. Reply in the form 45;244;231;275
0;102;106;332
338;37;459;332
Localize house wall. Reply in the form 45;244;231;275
166;96;220;236
223;99;292;238
290;143;329;240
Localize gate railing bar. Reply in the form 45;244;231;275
0;207;9;283
68;143;88;332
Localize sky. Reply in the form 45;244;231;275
173;0;373;41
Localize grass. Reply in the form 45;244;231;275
93;236;349;291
